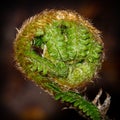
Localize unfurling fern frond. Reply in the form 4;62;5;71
14;10;104;120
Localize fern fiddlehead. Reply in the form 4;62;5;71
14;10;104;120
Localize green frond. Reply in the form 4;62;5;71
54;90;101;120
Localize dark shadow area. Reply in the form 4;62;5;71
0;0;120;120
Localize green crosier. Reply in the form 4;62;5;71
14;10;104;120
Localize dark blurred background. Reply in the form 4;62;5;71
0;0;120;120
